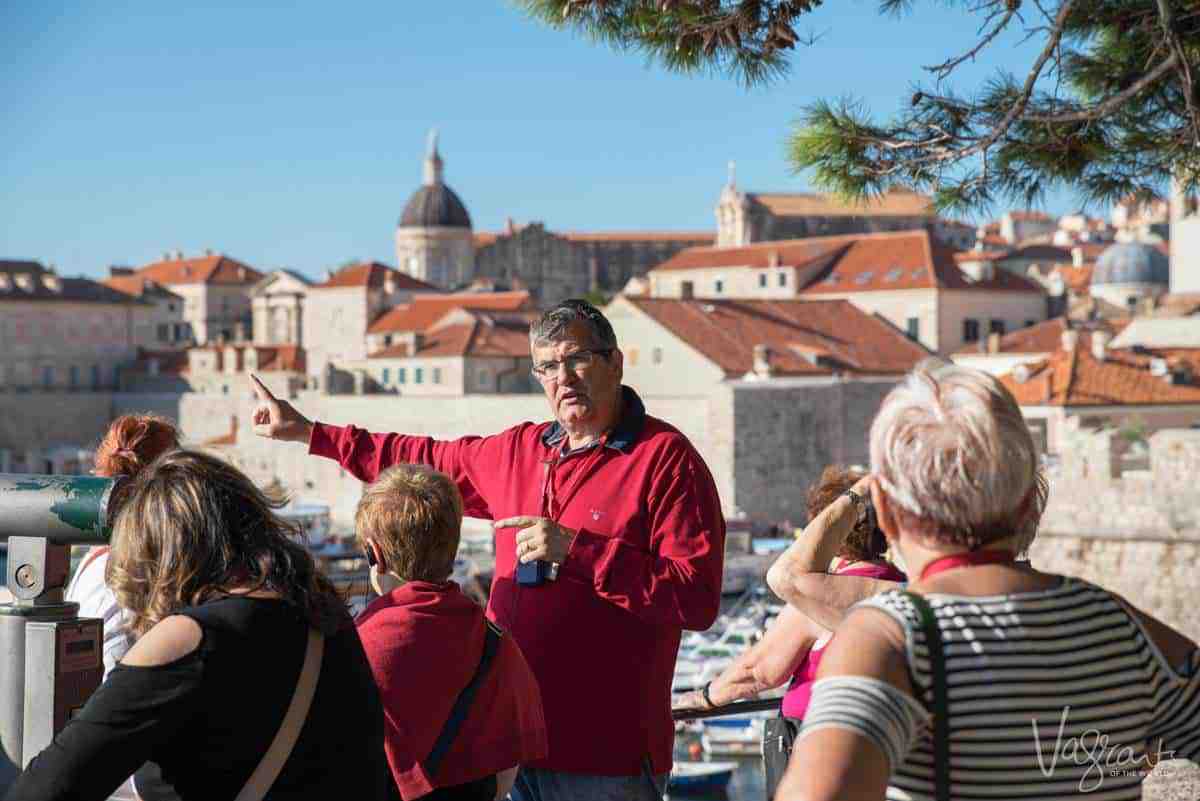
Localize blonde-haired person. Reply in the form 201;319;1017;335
66;413;180;678
777;359;1200;801
355;464;547;801
8;450;388;801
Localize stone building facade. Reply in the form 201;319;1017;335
0;260;155;392
123;252;263;344
251;270;310;346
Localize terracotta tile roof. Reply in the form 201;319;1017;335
102;275;183;300
999;342;1200;406
954;250;1011;262
190;344;306;373
1008;210;1054;222
561;231;715;244
369;311;535;359
367;291;534;334
1055;264;1094;294
474;233;498;248
1003;244;1073;262
202;417;238;447
652;230;1045;295
134;255;263;286
952;317;1129;356
748;188;933;218
128;348;190;375
314;261;440;291
978;233;1010;248
625;297;930;378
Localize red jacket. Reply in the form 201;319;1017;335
356;581;547;799
310;386;725;775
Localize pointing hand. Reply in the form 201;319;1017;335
250;374;313;443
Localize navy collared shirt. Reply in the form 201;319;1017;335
539;385;646;456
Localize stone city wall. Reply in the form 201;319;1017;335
1035;428;1200;642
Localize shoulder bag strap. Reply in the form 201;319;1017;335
234;627;325;801
423;620;504;778
903;591;950;801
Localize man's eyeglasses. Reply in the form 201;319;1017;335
531;349;613;381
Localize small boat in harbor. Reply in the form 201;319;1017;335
667;760;738;793
701;718;763;757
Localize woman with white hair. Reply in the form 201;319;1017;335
777;359;1200;801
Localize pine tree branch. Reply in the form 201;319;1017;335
924;4;1019;81
1024;53;1179;123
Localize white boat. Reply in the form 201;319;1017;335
667;761;737;793
701;718;763;756
278;500;333;549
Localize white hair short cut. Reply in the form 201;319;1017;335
869;359;1039;544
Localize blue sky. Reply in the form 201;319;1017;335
2;1;1082;280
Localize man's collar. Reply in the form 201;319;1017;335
541;385;646;453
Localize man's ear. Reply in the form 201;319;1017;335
869;477;900;543
612;348;624;382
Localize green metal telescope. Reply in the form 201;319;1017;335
0;473;121;788
0;474;118;545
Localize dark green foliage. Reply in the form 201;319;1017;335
519;0;1200;212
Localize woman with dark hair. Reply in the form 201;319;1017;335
8;450;387;801
66;413;181;679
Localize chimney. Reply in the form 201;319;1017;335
767;251;781;268
680;281;695;300
384;273;397;294
1092;330;1111;361
237;266;247;282
1072;246;1084;267
987;332;1001;354
1061;329;1079;352
752;344;773;377
505;217;516;235
174;249;184;260
205;248;214;257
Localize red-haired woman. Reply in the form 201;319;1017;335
65;414;180;678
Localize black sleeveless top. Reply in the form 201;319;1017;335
8;596;388;801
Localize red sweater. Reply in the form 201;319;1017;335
356;581;547;799
310;387;725;775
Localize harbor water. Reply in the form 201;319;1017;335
669;593;776;800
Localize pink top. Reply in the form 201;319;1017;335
779;561;907;720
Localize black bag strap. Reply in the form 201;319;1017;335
903;591;950;801
423;619;503;777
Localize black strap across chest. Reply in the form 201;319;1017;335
422;619;503;777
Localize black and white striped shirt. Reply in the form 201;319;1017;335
800;578;1200;801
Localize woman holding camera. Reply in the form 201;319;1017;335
8;450;388;801
777;361;1200;801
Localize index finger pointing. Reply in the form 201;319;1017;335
249;373;276;402
493;516;542;530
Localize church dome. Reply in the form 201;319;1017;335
1092;242;1168;286
399;184;472;229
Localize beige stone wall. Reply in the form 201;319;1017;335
302;286;368;379
395;226;475;289
0;300;148;390
1170;182;1200;294
605;296;727;395
474;224;591;304
1034;428;1200;641
648;265;800;300
806;288;939;350
1025;404;1200;454
934;290;1048;354
360;355;466;396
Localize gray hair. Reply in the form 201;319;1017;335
869;359;1040;548
529;299;618;350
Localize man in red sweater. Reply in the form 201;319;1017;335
251;299;725;801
